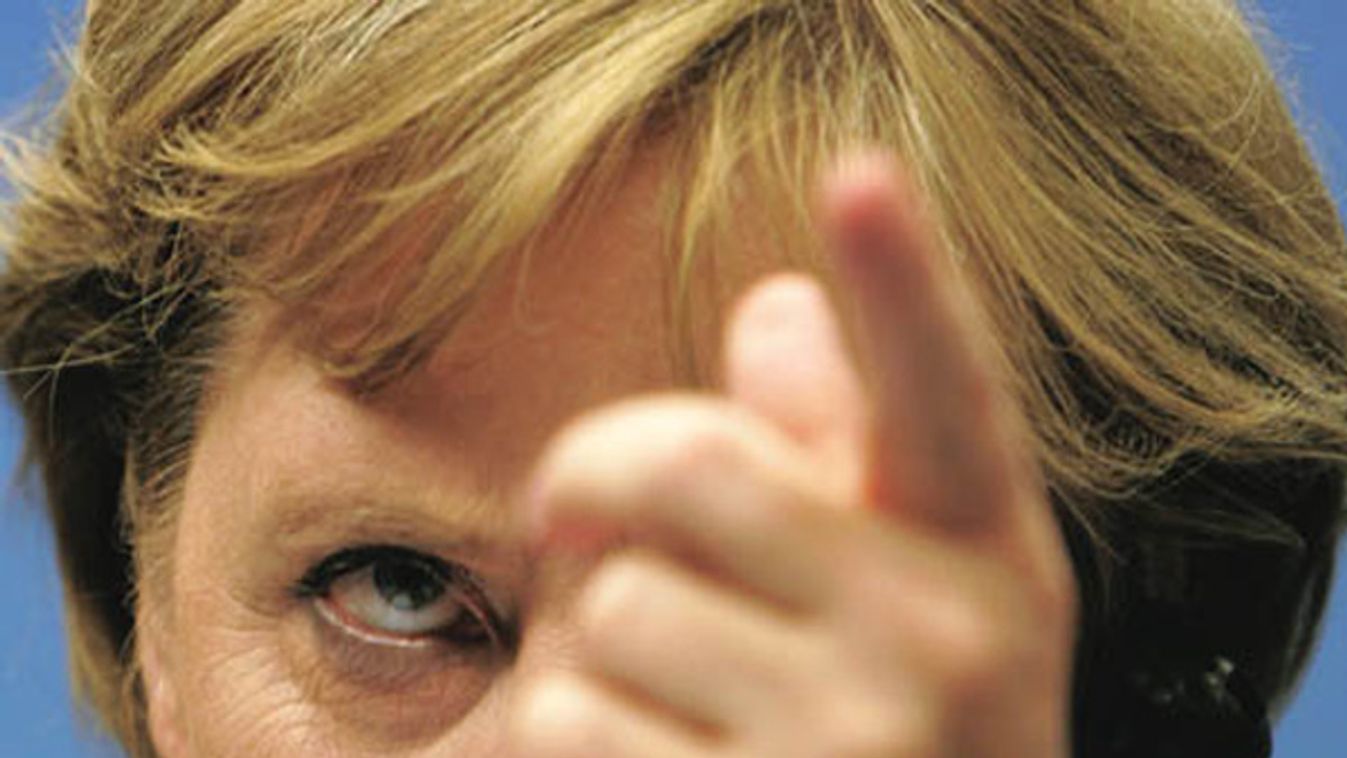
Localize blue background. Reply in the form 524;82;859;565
0;1;1343;755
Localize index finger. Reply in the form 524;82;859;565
822;154;1033;535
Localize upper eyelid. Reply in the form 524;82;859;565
295;544;453;595
244;489;527;622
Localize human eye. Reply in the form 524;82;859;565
293;545;514;654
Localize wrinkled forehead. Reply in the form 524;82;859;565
248;139;822;397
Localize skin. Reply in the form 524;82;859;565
140;154;1077;757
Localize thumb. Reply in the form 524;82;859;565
723;272;867;504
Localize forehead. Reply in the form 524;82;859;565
210;154;792;512
366;159;682;441
263;140;804;395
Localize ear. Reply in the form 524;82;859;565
137;600;189;758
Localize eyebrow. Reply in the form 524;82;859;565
265;480;527;560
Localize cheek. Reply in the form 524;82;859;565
166;616;321;756
167;576;514;757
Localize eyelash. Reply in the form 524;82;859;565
293;545;515;654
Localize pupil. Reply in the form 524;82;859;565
372;559;445;611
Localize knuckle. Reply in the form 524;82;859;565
534;398;759;525
929;601;1015;703
812;700;936;758
1041;560;1080;629
1014;547;1080;653
651;412;750;488
576;555;671;657
644;412;798;531
510;676;600;757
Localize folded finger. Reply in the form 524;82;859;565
511;671;717;758
527;396;843;611
576;550;816;730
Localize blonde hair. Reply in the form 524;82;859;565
3;0;1345;753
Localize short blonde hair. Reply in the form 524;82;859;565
3;0;1345;753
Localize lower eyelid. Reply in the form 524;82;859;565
313;595;442;650
286;615;498;747
300;593;503;692
292;600;498;724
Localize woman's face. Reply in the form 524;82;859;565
144;163;726;756
140;154;1079;758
